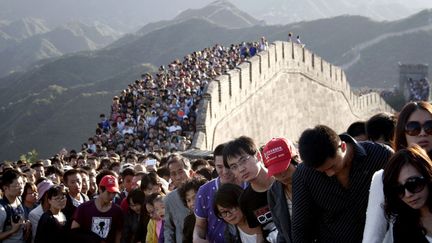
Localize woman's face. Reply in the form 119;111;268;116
129;199;142;215
49;193;67;211
398;163;429;210
216;206;243;225
406;109;432;152
25;187;38;204
143;183;161;196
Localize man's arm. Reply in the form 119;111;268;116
362;170;389;243
193;217;209;243
163;193;176;242
0;218;22;240
291;166;316;242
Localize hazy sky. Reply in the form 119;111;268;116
1;0;432;32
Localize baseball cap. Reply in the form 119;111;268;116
37;180;54;202
262;138;298;177
99;175;120;193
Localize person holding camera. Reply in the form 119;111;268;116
0;169;31;243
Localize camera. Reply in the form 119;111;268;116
12;214;21;224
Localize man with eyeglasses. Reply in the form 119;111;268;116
292;125;393;243
0;169;30;243
193;143;246;243
223;136;278;242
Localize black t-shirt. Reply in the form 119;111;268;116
238;185;277;241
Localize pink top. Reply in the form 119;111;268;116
156;219;163;238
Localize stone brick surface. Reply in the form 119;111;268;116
193;41;394;150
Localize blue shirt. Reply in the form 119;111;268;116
194;178;225;243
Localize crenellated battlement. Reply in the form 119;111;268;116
193;41;394;150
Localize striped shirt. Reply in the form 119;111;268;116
292;135;393;243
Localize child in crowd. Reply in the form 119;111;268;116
178;177;208;243
146;193;166;243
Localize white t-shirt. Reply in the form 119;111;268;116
238;227;258;243
285;190;293;218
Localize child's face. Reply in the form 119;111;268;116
185;189;197;211
153;200;165;220
146;203;156;219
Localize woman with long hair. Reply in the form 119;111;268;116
383;145;432;242
363;101;432;243
121;189;150;243
394;101;432;154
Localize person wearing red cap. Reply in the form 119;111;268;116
71;175;124;243
263;138;300;243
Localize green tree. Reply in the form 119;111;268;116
19;149;39;164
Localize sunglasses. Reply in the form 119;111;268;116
395;176;427;198
405;120;432;136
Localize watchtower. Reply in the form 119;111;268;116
399;63;429;102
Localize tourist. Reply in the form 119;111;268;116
383;145;432;241
292;125;392;242
224;136;278;242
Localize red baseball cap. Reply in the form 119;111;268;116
262;138;298;176
99;175;120;193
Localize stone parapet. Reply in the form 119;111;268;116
193;41;394;150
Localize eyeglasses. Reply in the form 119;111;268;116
229;155;251;171
218;207;238;218
52;194;67;202
405;120;432;136
395;176;427;198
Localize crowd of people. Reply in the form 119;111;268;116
2;100;432;242
408;78;430;101
2;37;432;243
79;38;268;161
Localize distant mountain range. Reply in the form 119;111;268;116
1;1;432;160
108;0;264;49
0;18;122;77
232;0;432;24
1;0;432;31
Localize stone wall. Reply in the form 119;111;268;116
192;41;394;150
